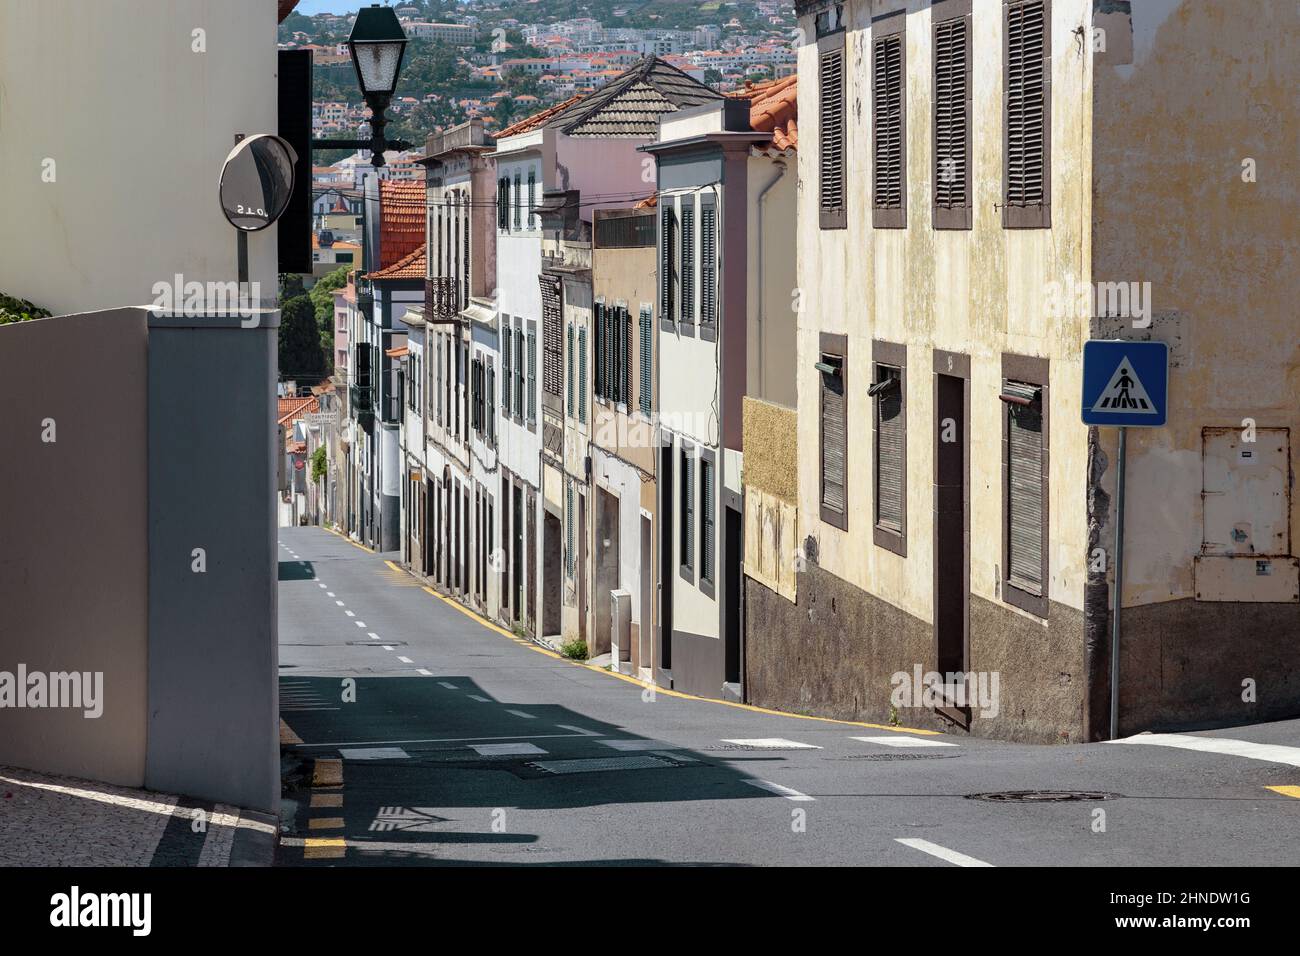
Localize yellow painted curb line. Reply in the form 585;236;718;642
403;575;942;737
304;838;346;860
311;793;344;808
324;524;375;554
1266;785;1300;799
309;817;345;830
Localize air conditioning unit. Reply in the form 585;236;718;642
610;589;631;665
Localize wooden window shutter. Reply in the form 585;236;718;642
660;205;675;323
1007;389;1044;594
539;276;562;397
818;339;847;530
620;306;631;404
527;170;536;228
577;325;587;423
1004;0;1051;228
639;306;652;417
486;361;495;444
933;7;972;229
701;460;715;585
515;328;525;418
872;22;906;228
818;41;846;229
603;301;614;401
594;301;605;399
700;196;718;326
526;325;537;424
566;324;575;416
873;367;904;531
679;203;695;324
500;325;511;415
681;449;694;573
513;172;522;230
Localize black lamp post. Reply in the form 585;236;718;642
312;4;412;167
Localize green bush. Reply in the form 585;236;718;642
559;639;588;661
0;293;52;325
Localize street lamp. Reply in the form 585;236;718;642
312;4;412;167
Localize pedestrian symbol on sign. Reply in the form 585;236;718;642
1090;358;1156;415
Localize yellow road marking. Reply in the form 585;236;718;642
324;524;375;554
406;582;941;736
1266;785;1300;799
311;793;344;808
279;718;303;745
312;759;343;787
304;838;346;859
309;817;345;830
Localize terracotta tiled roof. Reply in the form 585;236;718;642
634;193;658;209
366;245;426;281
277;396;318;426
498;93;587;138
378;180;426;270
385;346;409;358
729;75;798;152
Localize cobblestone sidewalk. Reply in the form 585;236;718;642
0;765;277;866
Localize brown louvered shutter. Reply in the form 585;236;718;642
819;351;847;529
539;276;562;397
874;368;903;531
679;203;695;324
1007;395;1044;594
933;10;972;228
818;43;846;229
872;28;905;228
700;196;718;327
1004;0;1051;228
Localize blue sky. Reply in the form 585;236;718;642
293;1;369;14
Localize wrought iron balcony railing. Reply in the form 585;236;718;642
425;275;462;323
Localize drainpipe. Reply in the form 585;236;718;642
755;158;788;399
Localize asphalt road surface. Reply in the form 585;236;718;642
275;527;1300;866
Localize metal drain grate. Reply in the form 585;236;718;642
965;790;1119;803
528;755;678;775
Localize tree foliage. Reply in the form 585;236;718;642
279;291;328;385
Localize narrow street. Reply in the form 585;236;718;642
276;527;1300;866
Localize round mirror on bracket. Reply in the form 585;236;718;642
218;133;298;232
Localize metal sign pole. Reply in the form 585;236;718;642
1110;425;1127;741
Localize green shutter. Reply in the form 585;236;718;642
680;204;695;323
566;324;574;417
639;306;652;417
578;326;587;423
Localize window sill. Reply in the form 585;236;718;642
873;525;906;557
1003;580;1048;619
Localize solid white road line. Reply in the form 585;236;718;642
851;736;958;748
506;709;536;719
1110;733;1300;768
895;838;994;867
724;738;822;749
296;733;588;748
743;779;815;802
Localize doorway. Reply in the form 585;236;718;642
724;505;742;687
933;352;970;724
658;443;674;674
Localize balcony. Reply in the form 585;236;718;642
425;275;462;324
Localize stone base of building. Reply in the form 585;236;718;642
1114;598;1300;734
744;563;1086;744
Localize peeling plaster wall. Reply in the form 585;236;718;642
1090;0;1300;730
794;1;1093;615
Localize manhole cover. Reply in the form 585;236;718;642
527;755;679;775
965;790;1119;802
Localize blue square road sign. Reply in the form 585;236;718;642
1081;340;1168;427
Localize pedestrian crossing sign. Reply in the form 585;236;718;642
1081;340;1168;427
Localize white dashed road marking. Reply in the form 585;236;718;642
724;738;821;749
598;739;674;751
556;724;600;736
468;695;490;702
506;709;536;719
438;682;459;690
470;742;547;756
743;779;815;802
895;838;994;867
1109;733;1300;768
340;747;410;760
397;656;413;663
851;736;957;748
417;669;433;676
